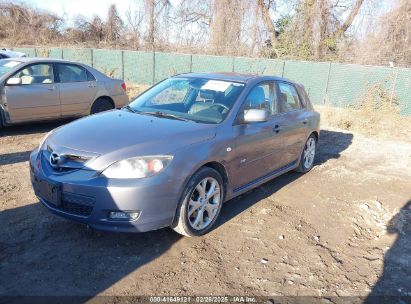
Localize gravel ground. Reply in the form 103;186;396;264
0;120;410;300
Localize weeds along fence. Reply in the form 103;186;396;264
13;47;411;115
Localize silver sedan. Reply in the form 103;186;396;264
0;58;128;128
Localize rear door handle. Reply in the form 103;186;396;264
48;86;56;91
88;83;96;88
302;119;308;124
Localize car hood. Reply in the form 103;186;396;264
46;110;217;171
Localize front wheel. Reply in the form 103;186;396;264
296;134;317;173
172;167;224;237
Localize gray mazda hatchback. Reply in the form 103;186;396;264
30;72;320;236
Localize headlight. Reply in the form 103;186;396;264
37;131;53;152
101;155;173;179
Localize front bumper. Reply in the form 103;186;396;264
29;150;181;233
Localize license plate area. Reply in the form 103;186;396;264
33;177;61;207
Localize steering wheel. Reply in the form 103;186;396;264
210;103;229;112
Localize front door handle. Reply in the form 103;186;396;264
273;124;282;133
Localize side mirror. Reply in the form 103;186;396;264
6;77;22;86
241;109;269;123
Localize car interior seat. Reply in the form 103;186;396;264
21;75;34;85
280;92;293;112
188;90;216;114
59;66;75;82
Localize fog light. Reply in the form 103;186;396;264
109;211;140;220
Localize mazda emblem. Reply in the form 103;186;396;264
50;152;61;167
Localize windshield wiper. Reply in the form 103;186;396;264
123;105;136;113
142;111;189;122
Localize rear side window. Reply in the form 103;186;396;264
278;82;302;112
57;64;94;83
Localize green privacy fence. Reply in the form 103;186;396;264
12;47;411;115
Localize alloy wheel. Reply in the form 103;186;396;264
303;137;316;169
187;177;221;230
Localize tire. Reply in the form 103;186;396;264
90;98;114;115
172;167;224;237
0;109;4;130
295;134;317;173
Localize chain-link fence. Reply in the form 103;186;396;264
12;47;411;115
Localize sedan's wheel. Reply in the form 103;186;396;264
296;134;317;173
0;109;3;130
90;98;114;115
172;167;224;237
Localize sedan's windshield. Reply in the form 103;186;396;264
127;77;245;124
0;60;22;77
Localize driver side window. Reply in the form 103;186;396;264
243;83;277;115
11;64;54;85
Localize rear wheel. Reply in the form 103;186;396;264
90;97;114;115
172;167;224;237
296;134;317;173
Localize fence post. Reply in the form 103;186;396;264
189;54;193;72
34;48;38;57
152;51;156;85
232;57;235;72
60;48;63;59
281;61;285;77
91;49;94;67
324;62;332;104
121;50;125;81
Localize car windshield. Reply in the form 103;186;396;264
0;60;22;77
127;77;245;124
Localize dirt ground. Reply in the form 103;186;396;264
0;118;410;300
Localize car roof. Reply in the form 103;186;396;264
176;72;294;84
2;57;86;65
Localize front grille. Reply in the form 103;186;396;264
43;147;93;172
59;192;95;217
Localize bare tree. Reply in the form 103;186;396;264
144;0;172;51
257;0;278;55
313;0;329;58
355;0;411;67
172;0;212;52
209;0;244;55
0;0;406;67
268;0;366;59
106;4;124;43
125;3;144;49
337;0;365;34
0;2;61;44
74;15;105;44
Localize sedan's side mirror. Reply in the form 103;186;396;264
241;109;269;123
6;77;22;86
